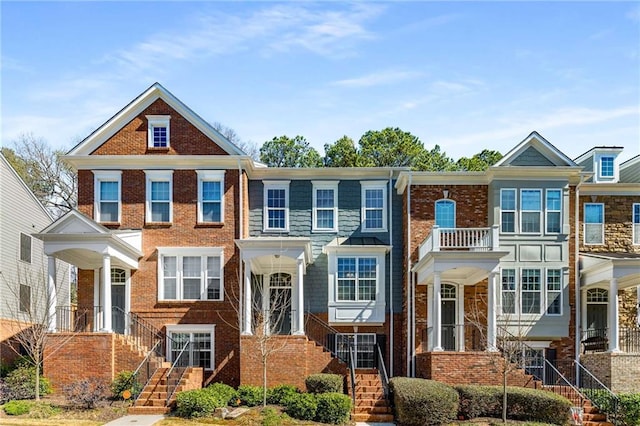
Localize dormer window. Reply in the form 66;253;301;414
600;156;614;178
147;115;171;148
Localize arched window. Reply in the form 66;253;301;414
435;199;456;228
586;288;608;303
270;273;291;287
441;284;456;299
111;268;126;284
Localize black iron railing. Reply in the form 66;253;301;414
56;306;101;332
347;343;357;405
621;327;640;353
126;340;162;402
305;313;340;356
166;340;191;404
376;342;389;400
582;328;608;353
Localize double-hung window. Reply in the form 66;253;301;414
94;171;121;223
546;269;562;315
197;171;225;223
546;189;562;234
147;115;171;148
361;181;387;232
145;171;173;223
166;325;214;370
158;248;223;301
521;269;541;314
584;203;604;245
312;181;338;232
19;233;31;263
600;156;614;178
263;181;290;232
501;269;516;314
500;189;516;233
435;199;456;228
633;204;640;245
337;257;377;301
520;189;541;233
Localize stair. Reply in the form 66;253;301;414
349;370;394;423
536;384;613;426
128;366;200;415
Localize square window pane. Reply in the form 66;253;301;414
585;205;603;223
183;278;201;299
316;210;334;229
316;189;334;208
151;181;170;201
268;210;285;229
521;190;541;210
202;202;221;222
522;212;540;233
202;181;221;201
267;189;286;208
502;212;515;232
151;202;170;222
183;257;200;277
100;181;119;201
521;293;540;313
100;202;119;222
365;189;383;208
585;224;603;244
501;190;516;210
365;210;383;229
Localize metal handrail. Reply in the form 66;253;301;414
376;342;389;400
348;343;357;405
127;340;162;402
305;312;341;355
166;340;191;404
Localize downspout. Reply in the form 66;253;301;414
406;175;412;376
388;171;394;377
575;176;584;365
238;160;244;332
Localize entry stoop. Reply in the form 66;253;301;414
128;366;201;415
349;370;394;423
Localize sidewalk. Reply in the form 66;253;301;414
103;414;165;426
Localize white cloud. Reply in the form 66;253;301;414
331;70;423;88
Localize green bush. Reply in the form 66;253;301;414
4;365;51;400
262;406;285;426
390;377;459;426
205;382;238;407
3;400;31;416
268;384;300;405
305;374;343;394
315;392;351;424
284;392;317;421
455;385;571;425
618;393;640;426
237;384;264;407
175;389;219;418
110;371;141;400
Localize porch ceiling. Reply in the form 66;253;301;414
235;237;313;275
413;250;509;286
580;252;640;290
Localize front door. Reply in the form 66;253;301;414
111;268;126;334
441;284;457;351
586;288;608;338
269;273;292;335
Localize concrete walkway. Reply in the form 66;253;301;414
103;414;165;426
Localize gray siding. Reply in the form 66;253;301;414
511;146;555;166
620;157;640;183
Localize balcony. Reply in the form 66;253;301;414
419;225;500;259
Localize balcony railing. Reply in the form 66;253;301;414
424;323;486;352
581;327;640;354
419;225;499;258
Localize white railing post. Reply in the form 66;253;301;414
432;226;440;252
491;225;500;251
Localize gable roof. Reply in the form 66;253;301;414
493;131;578;167
67;82;245;156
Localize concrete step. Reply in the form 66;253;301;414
128;406;171;415
351;413;394;422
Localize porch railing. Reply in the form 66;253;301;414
424;323;486;351
419;225;499;258
621;327;640;353
56;306;101;332
581;327;640;354
304;313;341;356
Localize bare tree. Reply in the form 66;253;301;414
9;133;77;218
212;121;260;160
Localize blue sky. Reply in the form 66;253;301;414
2;1;639;162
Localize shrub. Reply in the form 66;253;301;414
237;384;264;407
315;392;351;424
284;392;317;421
390;377;459;426
0;378;12;404
618;393;640;426
4;364;51;400
204;382;238;407
262;406;284;426
175;389;219;418
455;385;571;425
110;371;141;400
3;400;31;416
305;374;343;394
268;384;300;405
63;378;108;409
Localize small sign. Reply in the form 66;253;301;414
122;389;132;400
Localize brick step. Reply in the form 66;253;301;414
584;413;607;422
138;398;169;407
353;406;392;414
354;398;388;407
583;422;613;426
355;385;384;393
351;413;395;422
138;391;168;400
354;391;385;399
128;405;171;415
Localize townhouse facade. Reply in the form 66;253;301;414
32;84;639;403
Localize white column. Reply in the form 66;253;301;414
242;261;252;335
457;284;465;352
47;256;57;332
102;255;112;332
608;278;620;352
426;284;433;351
433;272;443;351
295;259;305;335
487;272;498;351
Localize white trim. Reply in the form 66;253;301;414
583;203;605;245
435;198;456;228
197;170;226;224
312;181;338;233
544;268;563;316
94;171;122;223
500;188;517;234
263;181;290;232
165;324;216;370
520;188;542;234
145;170;173;223
545;188;562;234
361;181;388;232
19;232;32;264
633;203;640;246
157;247;224;301
146;115;171;148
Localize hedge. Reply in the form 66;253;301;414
175;388;221;418
284;392;318;421
305;374;343;394
236;384;264;407
204;382;238;407
315;392;352;424
268;384;300;405
455;384;571;425
390;377;459;426
590;390;640;426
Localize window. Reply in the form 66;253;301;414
337;257;377;301
147;115;171;148
312;181;338;232
584;203;604;245
158;248;223;301
166;325;214;370
522;348;544;380
361;181;387;231
521;269;541;314
145;171;173;223
19;233;31;263
546;189;562;234
546;269;562;315
263;181;290;232
500;189;516;233
435;199;456;228
94;171;121;223
600;156;614;178
197;171;225;223
501;269;516;314
19;284;30;313
521;189;541;233
336;334;376;369
633;204;640;245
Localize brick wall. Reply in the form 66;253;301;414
581;352;640;393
